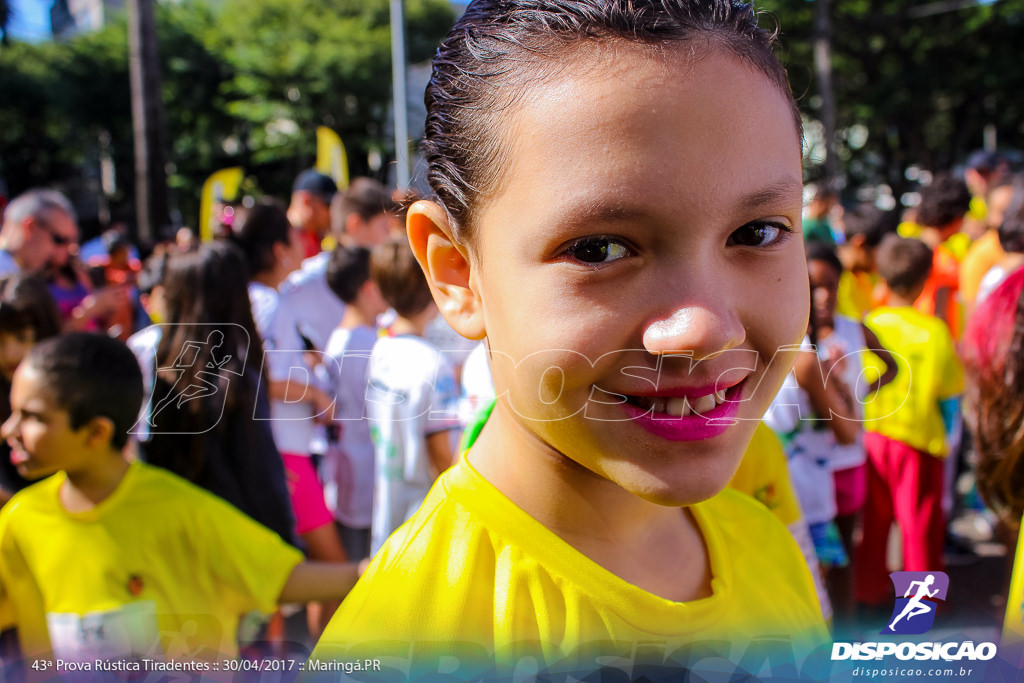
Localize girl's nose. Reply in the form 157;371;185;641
642;299;746;360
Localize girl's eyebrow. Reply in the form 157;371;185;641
550;202;647;232
739;178;804;212
550;177;803;231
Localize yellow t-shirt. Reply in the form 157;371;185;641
960;229;1005;306
945;232;972;263
897;221;923;239
836;270;880;321
311;458;828;678
729;421;802;527
1003;513;1024;644
863;306;964;456
0;461;303;661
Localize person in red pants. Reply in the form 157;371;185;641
855;235;964;606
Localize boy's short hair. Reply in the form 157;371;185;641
326;245;372;304
371;239;433;318
875;234;933;298
916;174;971;229
331;178;398;237
841;203;894;248
25;333;144;450
0;275;62;340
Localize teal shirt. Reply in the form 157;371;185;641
803;217;835;246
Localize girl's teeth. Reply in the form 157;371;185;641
665;397;691;417
691;393;717;414
635;388;732;416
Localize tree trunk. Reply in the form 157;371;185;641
127;0;169;242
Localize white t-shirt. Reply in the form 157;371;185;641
423;314;478;375
458;340;495;427
126;325;163;442
367;335;460;554
977;263;1013;304
763;338;815;437
764;337;836;526
249;281;322;456
279;253;346;352
322;325;378;529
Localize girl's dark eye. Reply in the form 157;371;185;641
563;237;631;265
729;222;792;248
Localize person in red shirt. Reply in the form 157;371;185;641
287;170;337;259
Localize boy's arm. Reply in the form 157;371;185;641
861;324;898;394
278;561;364;604
426;429;456;479
266;380;335;419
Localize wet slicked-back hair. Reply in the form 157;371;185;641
422;0;799;241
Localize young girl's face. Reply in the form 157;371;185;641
0;328;36;383
808;259;841;331
450;45;807;506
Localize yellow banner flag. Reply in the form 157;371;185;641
316;126;350;191
198;167;244;243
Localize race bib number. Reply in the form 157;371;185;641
47;601;159;662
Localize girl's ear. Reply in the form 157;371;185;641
407;200;485;340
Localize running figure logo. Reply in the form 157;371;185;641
883;571;949;635
130;324;249;436
148;330;233;423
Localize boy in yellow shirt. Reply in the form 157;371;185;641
0;333;361;663
855;236;964;607
835;203;894;321
311;0;828;678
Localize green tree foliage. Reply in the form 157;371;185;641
765;0;1024;196
0;0;453;231
0;0;10;46
0;40;85;190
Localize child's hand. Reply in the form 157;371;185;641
823;343;847;375
312;388;336;425
831;379;857;418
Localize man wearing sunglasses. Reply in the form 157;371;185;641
0;189;77;279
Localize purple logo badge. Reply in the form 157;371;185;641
883;571;949;635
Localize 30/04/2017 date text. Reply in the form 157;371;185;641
31;658;382;674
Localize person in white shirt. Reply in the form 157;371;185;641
366;240;461;555
232;199;345;636
321;245;390;560
279;178;397;352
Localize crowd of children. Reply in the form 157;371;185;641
775;160;1024;643
1;0;1024;679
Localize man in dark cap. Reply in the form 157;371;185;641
287;169;337;259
